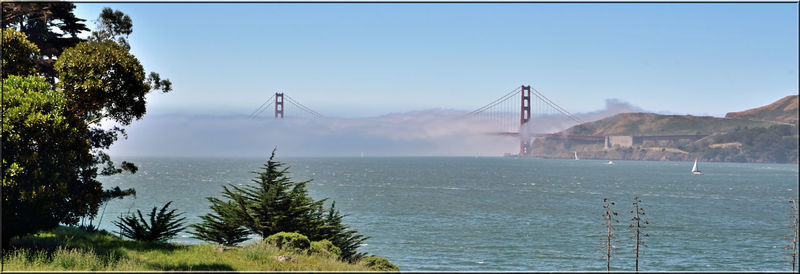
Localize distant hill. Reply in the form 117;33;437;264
725;95;798;125
561;112;775;136
531;95;798;163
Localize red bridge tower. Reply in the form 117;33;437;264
275;92;284;119
520;85;531;156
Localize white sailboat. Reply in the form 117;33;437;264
691;159;703;175
574;151;579;160
606;160;614;165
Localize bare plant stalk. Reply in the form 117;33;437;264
629;196;648;273
602;198;619;273
789;199;798;272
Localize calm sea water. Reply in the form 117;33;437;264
96;157;798;271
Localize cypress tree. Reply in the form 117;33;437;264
190;148;369;262
321;201;370;262
188;197;249;246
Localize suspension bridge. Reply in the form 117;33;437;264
249;85;599;156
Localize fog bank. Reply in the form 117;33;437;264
108;99;643;157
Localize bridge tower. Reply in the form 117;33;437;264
520;85;532;156
275;92;284;119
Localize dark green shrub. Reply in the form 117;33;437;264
188;199;249;246
191;149;369;261
113;201;186;242
309;239;341;258
319;201;369;262
360;256;399;271
265;232;310;252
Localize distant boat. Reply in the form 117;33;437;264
691;159;703;175
606;160;614;165
574;151;579;160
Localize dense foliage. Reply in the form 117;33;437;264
113;201;186;242
360;256;400;271
1;75;98;247
55;40;150;125
1;2;89;82
318;201;369;262
308;239;341;258
265;232;311;252
1;27;39;78
188;199;250;246
2;4;170;247
190;150;368;262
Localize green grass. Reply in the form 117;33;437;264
3;226;393;271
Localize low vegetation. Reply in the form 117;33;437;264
113;201;186;243
3;226;391;271
189;150;369;263
599;198;620;272
600;196;800;272
628;196;648;273
787;199;799;272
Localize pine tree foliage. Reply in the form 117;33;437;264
190;149;369;261
320;202;370;263
113;201;186;242
188;198;250;246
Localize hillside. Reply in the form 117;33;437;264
562;112;775;136
531;96;798;163
725;95;798;125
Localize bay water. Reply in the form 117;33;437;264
96;157;798;271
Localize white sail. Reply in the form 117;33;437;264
692;159;698;172
574;151;579;160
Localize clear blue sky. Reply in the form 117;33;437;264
74;3;797;118
76;3;798;117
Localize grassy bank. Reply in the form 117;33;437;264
3;226;394;271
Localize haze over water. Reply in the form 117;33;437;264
97;157;798;271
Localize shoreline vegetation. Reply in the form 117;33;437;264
2;151;399;272
3;226;393;271
2;4;397;271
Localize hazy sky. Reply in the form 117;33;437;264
71;3;799;157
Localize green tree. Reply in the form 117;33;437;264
90;7;133;50
2;7;170;247
319;202;369;262
56;40;152;124
1;75;98;247
191;150;369;261
188;198;250;246
54;19;171;183
222;150;325;238
1;2;89;82
1;27;40;78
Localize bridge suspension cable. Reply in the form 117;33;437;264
284;94;324;119
530;87;587;125
462;84;598;134
249;94;275;119
464;86;521;117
